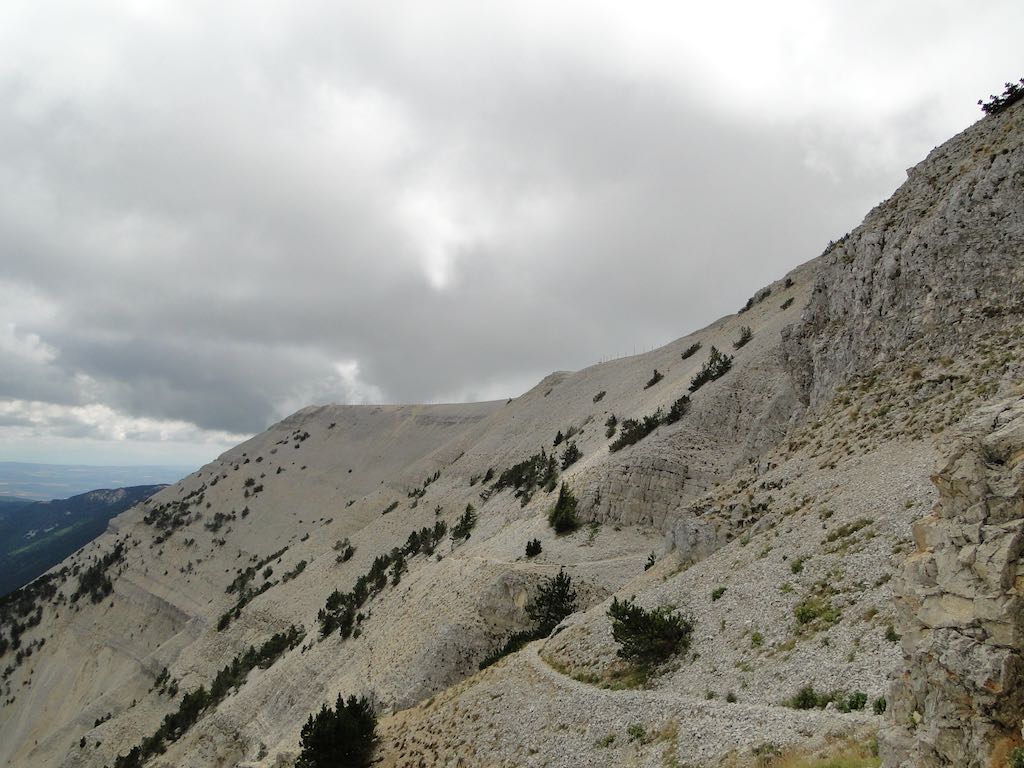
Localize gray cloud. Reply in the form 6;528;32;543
0;1;1021;463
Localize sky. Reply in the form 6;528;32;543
0;1;1020;467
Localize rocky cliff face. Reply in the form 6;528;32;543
783;99;1024;408
882;395;1024;767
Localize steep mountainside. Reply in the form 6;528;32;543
0;486;167;598
0;99;1021;768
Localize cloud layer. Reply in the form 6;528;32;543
1;1;1020;464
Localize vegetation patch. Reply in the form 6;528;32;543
689;346;734;392
492;449;559;505
548;484;581;534
979;77;1024;114
480;570;577;669
451;504;477;541
825;518;872;544
296;694;376;768
680;342;702;360
113;626;304;768
71;542;126;604
607;597;695;666
784;684;867;713
317;521;448;638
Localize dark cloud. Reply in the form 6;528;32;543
0;1;1021;463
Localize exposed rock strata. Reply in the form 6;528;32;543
882;396;1024;767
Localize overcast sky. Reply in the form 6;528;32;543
0;1;1020;467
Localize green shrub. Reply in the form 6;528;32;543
644;369;664;389
1008;746;1024;768
664;395;691;424
295;694;376;768
689;346;733;392
711;587;726;601
114;627;304;768
282;560;307;582
389;551;406;586
786;684;831;710
560;441;581;469
609;410;663;452
837;691;868;713
733;326;753;349
553;429;564;446
593;390;606;403
873;696;887;715
644;552;656;571
680;342;701;360
607;597;695;665
548;484;581;534
884;624;901;643
494;450;559;505
480;570;577;667
452;504;477;541
780;297;794;310
627;723;646;742
979;78;1024;114
825;518;871;543
604;414;618;438
528;569;578;635
784;685;867;713
525;538;542;557
794;597;840;627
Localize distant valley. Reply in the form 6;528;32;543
0;486;168;597
0;462;190;502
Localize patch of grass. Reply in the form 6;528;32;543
825;518;872;543
745;741;881;768
794;596;841;629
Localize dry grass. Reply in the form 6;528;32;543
720;734;880;768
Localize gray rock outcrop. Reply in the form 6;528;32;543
881;396;1024;767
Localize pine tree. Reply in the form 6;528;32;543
527;569;578;635
688;346;734;392
607;598;695;665
390;551;406;586
560;441;581;469
451;504;477;541
295;694;376;768
547;483;581;534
